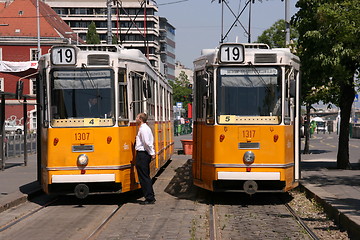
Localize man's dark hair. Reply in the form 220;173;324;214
138;113;148;123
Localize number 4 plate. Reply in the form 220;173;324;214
51;46;76;65
219;44;244;63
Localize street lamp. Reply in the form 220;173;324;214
65;31;79;45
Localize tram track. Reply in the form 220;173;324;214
0;196;59;233
207;192;322;240
0;194;127;240
85;204;122;240
285;202;320;240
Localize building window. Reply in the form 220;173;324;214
30;78;36;95
30;48;41;61
30;110;37;131
0;78;4;91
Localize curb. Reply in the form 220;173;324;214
299;183;360;239
0;184;42;214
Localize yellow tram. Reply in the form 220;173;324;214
192;43;300;194
37;45;173;198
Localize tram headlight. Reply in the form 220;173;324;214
243;151;255;164
77;154;89;166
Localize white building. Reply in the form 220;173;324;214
175;61;193;84
45;0;164;69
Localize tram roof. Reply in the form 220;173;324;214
40;44;170;88
193;43;300;71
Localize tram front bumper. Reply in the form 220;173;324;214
52;174;115;183
217;172;280;180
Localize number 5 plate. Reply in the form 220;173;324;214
51;46;76;65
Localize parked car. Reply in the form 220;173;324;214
4;120;23;134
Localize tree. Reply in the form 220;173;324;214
112;34;119;44
256;19;298;48
169;71;192;115
86;22;100;44
293;0;360;169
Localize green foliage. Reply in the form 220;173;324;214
86;22;101;44
169;71;192;111
292;0;360;168
293;0;360;105
256;19;299;48
112;34;119;44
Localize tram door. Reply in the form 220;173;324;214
193;70;213;180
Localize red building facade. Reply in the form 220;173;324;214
0;0;78;131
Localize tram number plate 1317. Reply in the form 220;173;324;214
239;127;260;141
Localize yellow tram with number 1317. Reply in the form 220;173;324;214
192;43;300;194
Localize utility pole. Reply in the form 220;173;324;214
36;0;41;59
248;0;251;43
107;0;112;44
285;0;290;46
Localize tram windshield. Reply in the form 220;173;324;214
217;67;282;124
50;69;115;127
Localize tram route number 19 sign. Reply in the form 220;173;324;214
51;46;76;65
219;44;245;63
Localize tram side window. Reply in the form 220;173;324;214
145;77;155;119
284;67;292;125
132;74;143;120
169;91;174;121
39;69;49;127
195;71;206;119
118;69;128;125
206;70;214;124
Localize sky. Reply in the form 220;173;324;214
157;0;298;69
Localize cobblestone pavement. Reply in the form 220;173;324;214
95;155;210;240
96;154;315;240
214;194;311;240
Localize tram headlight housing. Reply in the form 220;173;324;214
243;151;255;164
77;154;89;166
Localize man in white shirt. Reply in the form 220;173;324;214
135;113;156;204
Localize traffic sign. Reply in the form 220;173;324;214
176;102;183;108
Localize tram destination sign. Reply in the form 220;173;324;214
219;44;245;63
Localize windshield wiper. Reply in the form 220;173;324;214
247;62;272;93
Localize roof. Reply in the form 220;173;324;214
0;0;77;41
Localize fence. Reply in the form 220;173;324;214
351;124;360;139
174;121;192;136
1;133;37;170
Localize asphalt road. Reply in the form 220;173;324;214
301;132;360;166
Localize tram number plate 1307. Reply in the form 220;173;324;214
73;130;93;143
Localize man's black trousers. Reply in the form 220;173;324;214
135;151;155;201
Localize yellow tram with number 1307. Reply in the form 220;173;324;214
36;44;173;198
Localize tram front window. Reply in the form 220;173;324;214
50;69;115;127
217;67;282;124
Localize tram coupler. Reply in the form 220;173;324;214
243;180;258;195
74;184;89;199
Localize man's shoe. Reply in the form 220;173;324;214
140;199;156;205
